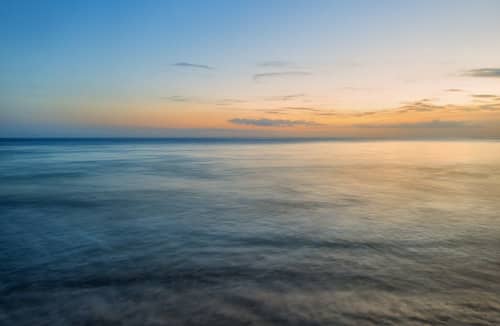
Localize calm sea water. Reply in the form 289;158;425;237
1;139;500;325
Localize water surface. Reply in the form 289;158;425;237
1;139;500;325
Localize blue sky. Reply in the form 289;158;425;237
1;0;500;137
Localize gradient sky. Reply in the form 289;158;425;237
1;0;500;137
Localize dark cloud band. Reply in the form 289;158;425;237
463;68;500;78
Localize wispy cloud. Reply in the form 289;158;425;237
172;62;213;70
478;103;500;111
341;86;380;92
257;60;293;68
161;95;194;102
305;97;500;118
281;106;322;112
215;98;248;106
472;94;498;99
315;111;339;116
264;110;288;115
463;68;500;78
229;118;321;127
353;120;475;129
352;111;377;117
394;100;445;114
264;93;306;101
256;106;323;115
445;88;464;92
395;99;500;114
253;71;311;81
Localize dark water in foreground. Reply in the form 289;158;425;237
1;139;500;325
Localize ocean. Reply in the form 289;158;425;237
1;139;499;325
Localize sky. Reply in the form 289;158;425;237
1;0;500;138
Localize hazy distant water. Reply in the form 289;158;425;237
1;139;500;326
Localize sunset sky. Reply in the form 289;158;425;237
1;0;500;137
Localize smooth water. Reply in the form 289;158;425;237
1;139;500;325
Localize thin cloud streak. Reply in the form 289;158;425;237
248;97;500;121
229;118;321;127
257;60;293;68
253;71;311;81
264;93;306;101
172;62;213;70
162;96;194;102
353;120;476;129
472;94;498;99
216;99;248;106
281;107;322;112
309;98;500;118
463;68;500;78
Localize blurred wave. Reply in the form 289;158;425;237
1;139;500;325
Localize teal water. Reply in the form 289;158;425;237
1;139;500;325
